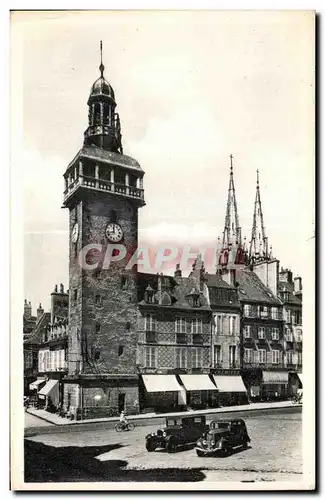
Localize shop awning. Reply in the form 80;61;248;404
179;375;217;391
212;375;247;393
38;379;59;396
262;371;288;384
29;379;45;391
142;375;183;393
298;373;303;386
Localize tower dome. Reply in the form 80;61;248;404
84;41;122;153
88;76;115;103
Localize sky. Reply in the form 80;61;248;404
11;10;314;312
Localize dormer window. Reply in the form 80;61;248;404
144;285;155;304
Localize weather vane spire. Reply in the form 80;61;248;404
99;40;105;77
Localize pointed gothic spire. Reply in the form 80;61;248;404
249;169;271;262
222;154;241;248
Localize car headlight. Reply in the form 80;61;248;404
151;433;155;437
211;441;215;446
202;440;207;445
162;431;166;437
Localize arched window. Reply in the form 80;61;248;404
94;103;101;124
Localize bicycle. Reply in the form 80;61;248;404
114;421;135;432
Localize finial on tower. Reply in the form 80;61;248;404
230;153;234;174
99;40;105;78
256;169;260;186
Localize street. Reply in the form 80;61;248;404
24;406;302;483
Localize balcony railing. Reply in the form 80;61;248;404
243;311;283;320
243;362;285;369
64;174;144;202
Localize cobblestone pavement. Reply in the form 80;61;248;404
25;407;302;483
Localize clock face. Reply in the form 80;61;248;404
106;222;123;243
71;223;79;243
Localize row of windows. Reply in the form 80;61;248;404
244;326;280;340
214;345;237;365
243;348;279;364
38;349;66;372
214;315;238;335
243;305;280;319
144;347;208;369
284;328;302;342
144;315;204;334
244;348;303;365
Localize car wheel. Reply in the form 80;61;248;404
146;440;156;452
196;450;205;457
166;440;177;453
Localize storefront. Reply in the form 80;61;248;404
141;375;186;413
261;371;288;400
178;375;218;409
212;375;248;406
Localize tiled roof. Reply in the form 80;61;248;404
203;273;232;289
137;272;210;311
67;145;143;172
204;273;240;309
235;270;282;305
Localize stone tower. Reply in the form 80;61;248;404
62;43;145;419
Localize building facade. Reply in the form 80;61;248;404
278;268;303;394
34;47;304;420
236;269;287;400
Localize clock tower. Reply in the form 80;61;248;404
62;43;145;419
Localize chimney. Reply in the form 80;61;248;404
294;276;302;293
24;299;32;319
222;268;236;287
37;303;44;320
174;264;182;278
60;283;64;294
157;273;162;305
279;267;293;284
54;284;58;293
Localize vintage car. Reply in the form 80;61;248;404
145;415;208;453
195;418;251;456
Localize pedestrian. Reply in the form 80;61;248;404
119;410;127;427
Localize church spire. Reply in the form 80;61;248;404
222;154;241;248
217;154;245;273
249;169;272;263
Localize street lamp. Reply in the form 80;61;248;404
94;394;102;407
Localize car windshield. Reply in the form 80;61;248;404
166;419;181;427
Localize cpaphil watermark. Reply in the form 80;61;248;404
77;241;246;274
